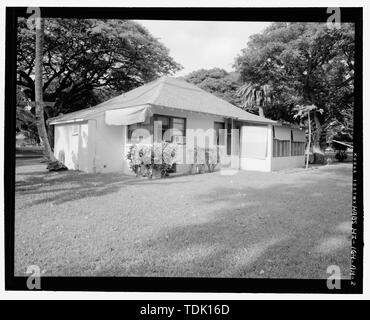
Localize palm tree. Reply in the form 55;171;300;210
236;82;274;117
34;17;57;162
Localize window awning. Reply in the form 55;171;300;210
105;105;152;126
273;126;291;141
292;129;306;142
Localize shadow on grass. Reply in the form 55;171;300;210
15;160;352;278
105;172;352;279
16;168;193;206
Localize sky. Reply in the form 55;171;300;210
136;20;271;76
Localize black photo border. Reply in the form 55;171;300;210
4;6;363;293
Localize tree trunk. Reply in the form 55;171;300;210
258;106;264;117
34;17;56;162
312;111;325;164
306;111;311;169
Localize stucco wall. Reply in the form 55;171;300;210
239;124;272;172
54;122;88;170
78;123;89;172
271;155;305;171
92;114;125;173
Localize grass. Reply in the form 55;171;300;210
15;158;353;278
16;146;44;157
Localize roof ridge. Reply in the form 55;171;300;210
164;76;261;118
154;77;271;121
151;78;166;104
49;76;276;125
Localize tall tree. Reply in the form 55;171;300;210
235;22;354;163
34;17;56;161
184;68;242;106
17;18;182;141
16;85;37;141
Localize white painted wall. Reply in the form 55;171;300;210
239;124;272;172
271;155;305;171
87;120;96;173
54;122;88;170
93;114;125;173
78;123;89;172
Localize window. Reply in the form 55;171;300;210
154;115;186;143
172;117;186;144
127;122;153;143
214;122;225;146
226;123;232;155
173;118;185;133
154;115;170;141
128;115;186;144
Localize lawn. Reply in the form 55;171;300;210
15;158;353;278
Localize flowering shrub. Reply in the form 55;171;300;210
193;146;219;173
162;142;177;166
205;147;218;172
126;145;141;176
149;141;174;176
126;142;177;178
126;143;218;177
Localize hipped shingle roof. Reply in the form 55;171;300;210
49;76;276;125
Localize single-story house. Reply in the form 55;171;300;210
48;76;306;174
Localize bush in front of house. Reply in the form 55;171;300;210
126;142;177;178
193;146;219;173
156;141;177;177
126;144;141;176
205;147;218;172
127;144;219;177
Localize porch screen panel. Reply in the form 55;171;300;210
291;129;306;156
273;126;291;157
242;125;268;159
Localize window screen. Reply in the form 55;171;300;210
291;142;306;156
273;139;291;157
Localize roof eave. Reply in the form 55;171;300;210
48;118;87;125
